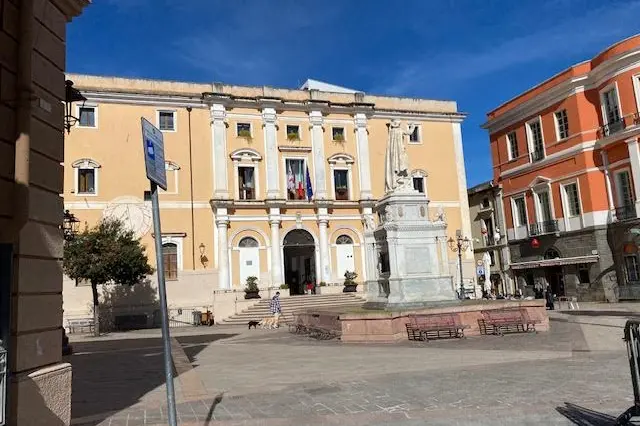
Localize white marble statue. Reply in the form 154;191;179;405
434;206;446;223
363;215;375;231
385;120;416;193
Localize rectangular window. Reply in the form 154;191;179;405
333;169;349;200
162;243;178;280
626;255;640;282
409;126;420;143
285;158;306;200
513;197;527;227
602;87;621;128
489;251;496;266
507;132;519;161
77;169;96;194
578;264;590;284
616;170;634;207
332;127;345;141
237;122;252;137
158;111;176;131
78;106;96;127
481;197;490;209
483;217;495;246
537;190;553;222
286;125;300;140
563;183;581;217
527;119;544;162
238;166;256;200
555;109;569;140
413;177;424;193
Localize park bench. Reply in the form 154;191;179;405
299;313;341;340
479;309;540;336
405;313;468;341
67;318;94;334
288;313;308;334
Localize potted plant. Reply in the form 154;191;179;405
238;129;252;139
343;271;358;293
287;132;299;141
333;132;345;142
279;283;289;290
244;276;261;299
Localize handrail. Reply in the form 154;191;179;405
616;320;640;424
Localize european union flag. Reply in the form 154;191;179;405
305;166;313;201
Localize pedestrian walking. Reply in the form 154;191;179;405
270;291;282;319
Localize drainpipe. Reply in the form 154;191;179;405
10;0;34;243
187;107;196;269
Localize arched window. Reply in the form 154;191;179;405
238;237;259;248
544;248;561;259
336;235;354;245
162;243;178;280
72;158;101;195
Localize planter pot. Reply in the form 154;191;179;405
343;284;358;293
244;291;261;300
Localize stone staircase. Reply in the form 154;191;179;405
221;293;366;325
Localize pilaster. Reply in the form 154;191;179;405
268;207;283;286
317;207;330;282
309;111;327;200
216;208;230;289
452;122;473;258
354;113;373;200
626;137;640;217
262;108;280;199
600;150;615;214
210;104;229;199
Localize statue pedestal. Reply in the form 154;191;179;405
365;189;456;309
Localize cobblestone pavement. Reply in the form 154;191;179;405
69;314;639;425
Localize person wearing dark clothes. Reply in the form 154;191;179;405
545;285;555;310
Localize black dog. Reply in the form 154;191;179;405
248;320;259;329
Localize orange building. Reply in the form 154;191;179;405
483;34;640;302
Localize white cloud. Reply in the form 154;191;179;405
375;1;640;96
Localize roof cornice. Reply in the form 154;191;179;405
52;0;90;20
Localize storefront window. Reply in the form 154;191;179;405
625;255;640;282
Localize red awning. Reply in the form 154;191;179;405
510;255;599;270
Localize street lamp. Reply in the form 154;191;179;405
62;210;80;241
448;230;470;300
64;80;86;134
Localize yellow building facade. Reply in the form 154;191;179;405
62;75;474;319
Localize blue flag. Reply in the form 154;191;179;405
305;166;313;201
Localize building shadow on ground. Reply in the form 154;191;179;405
556;402;618;425
68;333;237;423
98;279;161;332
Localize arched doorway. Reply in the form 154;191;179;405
544;247;565;297
238;237;260;285
283;229;316;295
335;234;355;279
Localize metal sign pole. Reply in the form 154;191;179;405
150;182;177;426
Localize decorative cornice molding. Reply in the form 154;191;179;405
52;0;90;21
484;48;640;134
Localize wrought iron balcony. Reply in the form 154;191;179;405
529;220;559;236
597;113;640;139
614;204;637;221
530;150;545;162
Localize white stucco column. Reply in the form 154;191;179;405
216;208;230;289
362;207;377;283
309;111;327;200
452;121;473;259
269;207;283;286
354;113;373;200
317;207;331;282
262;108;280;199
210;104;229;198
626;137;640;216
600;150;615;213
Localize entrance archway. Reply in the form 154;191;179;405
283;229;316;295
544;247;565;297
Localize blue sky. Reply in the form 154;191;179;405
68;0;640;187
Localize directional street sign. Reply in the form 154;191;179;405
476;265;485;276
141;117;167;190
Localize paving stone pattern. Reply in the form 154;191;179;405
70;317;638;425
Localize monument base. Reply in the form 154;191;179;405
297;299;549;344
369;189;457;307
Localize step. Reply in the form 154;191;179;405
225;304;365;319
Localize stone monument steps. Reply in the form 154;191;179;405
221;293;365;324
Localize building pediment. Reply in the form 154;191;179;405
230;148;262;162
328;153;355;165
528;175;551;189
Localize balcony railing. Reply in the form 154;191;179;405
529;220;559;236
597;112;640;139
614;204;638;221
530;150;545;162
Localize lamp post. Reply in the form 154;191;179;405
64;80;87;134
62;210;80;241
448;230;470;300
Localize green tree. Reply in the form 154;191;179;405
63;219;153;336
